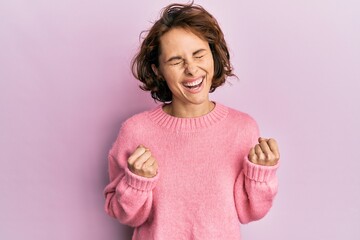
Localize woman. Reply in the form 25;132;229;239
104;3;280;239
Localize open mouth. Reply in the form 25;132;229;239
182;77;204;89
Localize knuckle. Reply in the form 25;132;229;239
268;138;277;146
249;153;257;161
144;151;151;158
153;168;158;175
266;153;274;160
143;163;151;171
148;167;155;174
269;138;277;143
248;155;255;161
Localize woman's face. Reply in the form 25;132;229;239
153;27;214;108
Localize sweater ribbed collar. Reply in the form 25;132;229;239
147;102;228;132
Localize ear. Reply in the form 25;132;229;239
151;64;159;77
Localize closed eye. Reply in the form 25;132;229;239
193;49;207;59
170;60;184;66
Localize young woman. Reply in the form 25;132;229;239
104;3;280;239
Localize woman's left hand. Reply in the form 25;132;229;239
248;137;280;166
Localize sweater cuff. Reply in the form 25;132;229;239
124;168;159;192
243;157;279;182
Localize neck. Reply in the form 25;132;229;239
164;100;215;118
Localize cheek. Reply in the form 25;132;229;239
200;59;215;75
163;68;175;78
159;66;174;80
161;69;181;86
201;54;214;69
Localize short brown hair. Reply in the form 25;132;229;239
132;2;234;102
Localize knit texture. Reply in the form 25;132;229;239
104;102;279;240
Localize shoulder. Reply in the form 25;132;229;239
120;106;158;133
122;110;150;128
223;104;258;128
111;106;158;152
220;104;260;143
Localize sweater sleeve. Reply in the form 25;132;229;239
103;122;159;227
233;115;279;224
234;159;279;224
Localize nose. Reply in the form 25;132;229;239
184;61;198;76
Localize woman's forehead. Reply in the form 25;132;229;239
159;28;209;54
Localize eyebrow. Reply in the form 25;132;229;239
165;49;207;63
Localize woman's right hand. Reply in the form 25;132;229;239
127;145;158;178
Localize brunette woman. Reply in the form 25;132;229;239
104;3;280;239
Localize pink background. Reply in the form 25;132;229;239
1;0;359;239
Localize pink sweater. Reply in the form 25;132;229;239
104;103;279;240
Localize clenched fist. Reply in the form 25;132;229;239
127;145;158;178
248;138;280;166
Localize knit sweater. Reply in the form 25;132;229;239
104;102;279;240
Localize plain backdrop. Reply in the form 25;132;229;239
1;0;359;239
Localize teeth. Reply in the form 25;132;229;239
183;78;203;87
